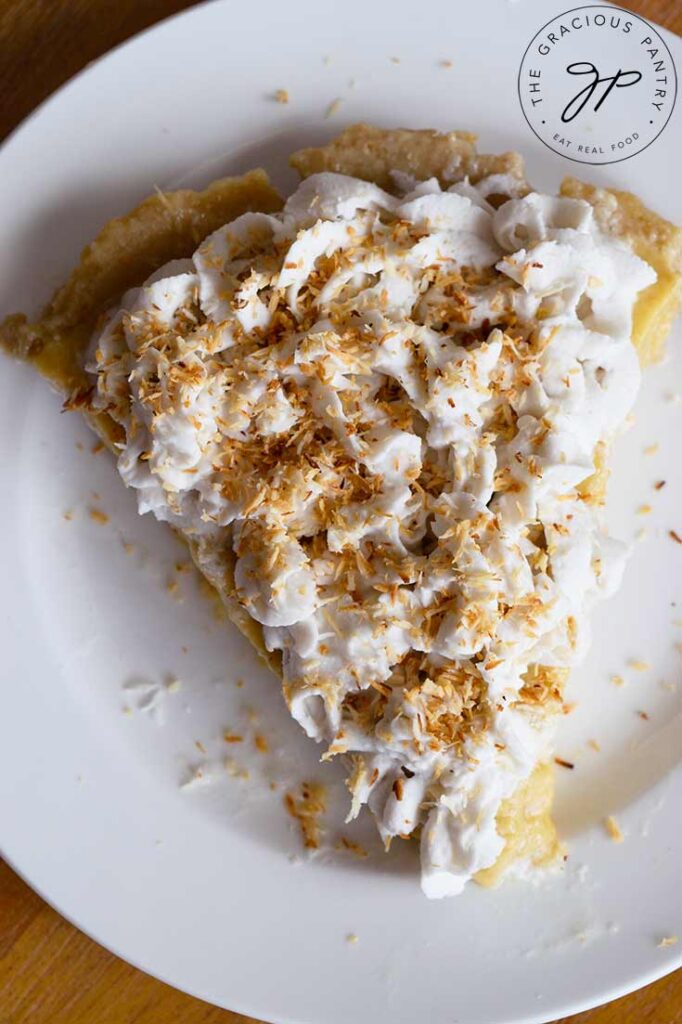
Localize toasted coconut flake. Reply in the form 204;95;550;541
254;732;269;753
336;836;369;858
284;781;327;850
605;816;624;843
89;507;109;525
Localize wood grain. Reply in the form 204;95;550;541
0;0;680;1021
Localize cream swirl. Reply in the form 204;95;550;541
88;169;655;897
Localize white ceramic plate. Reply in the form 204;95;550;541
1;2;681;1021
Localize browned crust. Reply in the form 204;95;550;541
290;123;528;191
0;169;283;394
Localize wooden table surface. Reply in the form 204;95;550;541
1;1;680;1021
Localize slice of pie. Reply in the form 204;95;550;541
3;124;680;897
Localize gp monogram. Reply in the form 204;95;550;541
518;5;677;164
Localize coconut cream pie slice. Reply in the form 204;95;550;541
2;125;680;898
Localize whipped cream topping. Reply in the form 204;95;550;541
89;169;655;897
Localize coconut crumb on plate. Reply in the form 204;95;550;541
605;816;624;843
284;782;327;850
89;507;109;525
336;836;369;858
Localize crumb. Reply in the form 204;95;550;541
439;59;453;68
661;680;677;693
325;97;342;118
195;740;207;754
658;936;679;948
346;933;359;945
635;528;648;542
75;441;84;451
122;705;133;717
284;782;326;849
274;89;289;104
89;507;109;525
389;56;400;63
91;441;105;455
628;660;650;672
269;780;278;791
562;702;576;715
63;510;73;521
181;645;189;654
166;579;180;597
235;677;244;688
336;836;369;858
223;731;243;744
246;707;259;724
554;756;575;770
254;733;269;754
654;480;666;490
643;443;659;456
669;530;682;544
121;540;135;554
175;561;191;573
637;710;650;721
605;816;624;843
636;504;652;515
610;674;624;687
165;677;182;693
587;739;601;752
